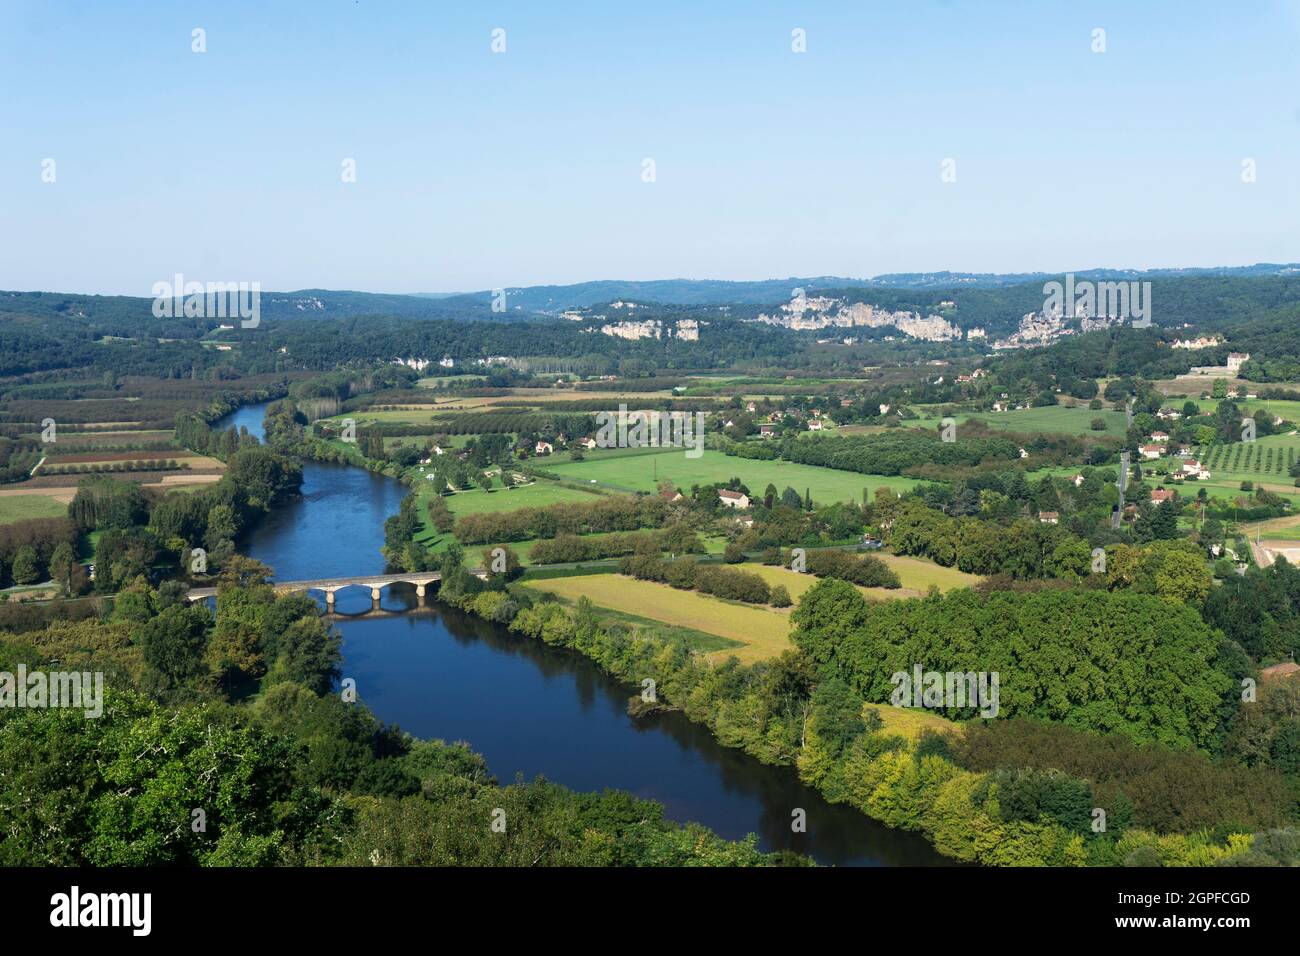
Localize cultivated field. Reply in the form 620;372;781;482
0;494;68;525
519;573;793;664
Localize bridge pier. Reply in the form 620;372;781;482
416;584;426;599
325;590;335;610
371;586;382;601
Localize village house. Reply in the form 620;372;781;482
1140;444;1166;461
1181;459;1211;480
717;489;750;509
1037;511;1059;524
578;437;597;449
1151;488;1176;505
1156;407;1182;420
534;441;553;456
1072;474;1086;487
1149;431;1169;443
807;419;823;431
659;488;684;503
759;423;775;438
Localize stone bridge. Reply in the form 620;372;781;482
186;570;486;609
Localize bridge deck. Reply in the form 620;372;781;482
185;569;487;603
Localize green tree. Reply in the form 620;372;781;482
10;546;40;585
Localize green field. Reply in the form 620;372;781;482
536;448;921;504
0;494;68;525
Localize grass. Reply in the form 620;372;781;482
518;573;793;664
536;448;921;504
863;704;962;741
0;494;68;525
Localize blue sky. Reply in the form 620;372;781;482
1;0;1298;294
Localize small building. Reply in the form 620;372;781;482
1140;444;1166;461
659;488;684;503
1149;431;1169;443
1072;474;1086;487
578;437;598;449
534;441;553;455
759;423;775;438
807;419;823;431
1151;488;1175;505
1037;511;1059;524
718;489;750;509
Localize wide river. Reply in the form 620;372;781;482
216;404;949;866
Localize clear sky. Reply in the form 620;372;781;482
2;0;1298;295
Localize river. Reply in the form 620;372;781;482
214;403;949;866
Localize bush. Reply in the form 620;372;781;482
770;585;792;607
723;541;745;564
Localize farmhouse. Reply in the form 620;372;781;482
1140;444;1166;460
718;489;750;509
1037;511;1059;524
1151;488;1176;505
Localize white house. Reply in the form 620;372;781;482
807;419;823;431
717;489;750;509
1140;444;1166;461
534;441;553;455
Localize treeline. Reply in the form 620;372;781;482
529;527;703;564
618;555;778;605
0;517;79;589
454;494;666;544
429;411;598;438
783;431;1023;477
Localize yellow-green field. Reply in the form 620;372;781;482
0;494;68;525
519;573;793;664
863;704;962;742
